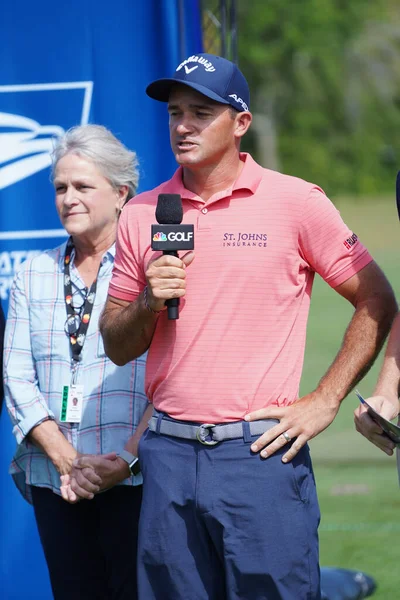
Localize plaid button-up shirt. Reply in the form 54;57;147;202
4;241;148;502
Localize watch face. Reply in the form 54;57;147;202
130;458;141;476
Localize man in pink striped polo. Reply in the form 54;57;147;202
100;53;396;600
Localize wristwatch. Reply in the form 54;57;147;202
118;449;141;476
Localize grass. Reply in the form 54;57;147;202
300;196;400;598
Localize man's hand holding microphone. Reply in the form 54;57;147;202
145;193;195;319
144;252;195;313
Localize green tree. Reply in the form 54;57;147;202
236;0;400;196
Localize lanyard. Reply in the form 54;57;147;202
64;237;100;365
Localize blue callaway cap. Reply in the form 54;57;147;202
146;53;250;112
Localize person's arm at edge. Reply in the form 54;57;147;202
370;310;400;405
246;261;397;461
354;310;400;454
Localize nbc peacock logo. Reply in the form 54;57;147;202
153;232;168;242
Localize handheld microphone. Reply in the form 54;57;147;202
151;194;194;320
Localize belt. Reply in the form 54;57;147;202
148;410;279;446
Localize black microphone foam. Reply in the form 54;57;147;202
156;194;183;225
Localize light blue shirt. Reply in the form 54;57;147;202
4;240;148;502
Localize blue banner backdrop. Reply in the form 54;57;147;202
0;1;202;597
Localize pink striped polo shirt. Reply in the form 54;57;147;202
109;153;372;423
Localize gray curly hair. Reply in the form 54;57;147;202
51;124;139;200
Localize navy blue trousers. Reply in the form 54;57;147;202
32;484;142;600
138;426;321;600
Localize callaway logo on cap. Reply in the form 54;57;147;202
146;53;250;112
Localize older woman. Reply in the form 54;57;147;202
4;125;149;600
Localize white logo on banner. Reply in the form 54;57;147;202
0;81;93;301
0;112;64;190
0;81;93;190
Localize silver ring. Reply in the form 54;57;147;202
282;431;291;443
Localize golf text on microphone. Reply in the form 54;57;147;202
151;225;194;251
